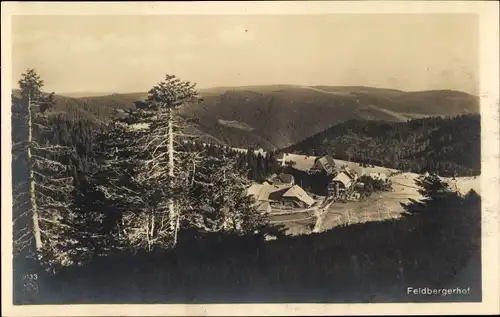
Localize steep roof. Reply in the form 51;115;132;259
249;183;292;202
258;184;278;201
278;173;294;184
323;155;336;168
282;185;315;206
247;183;263;198
268;186;292;201
249;183;315;206
343;167;356;178
248;184;270;201
332;172;353;188
313;155;336;174
256;201;272;213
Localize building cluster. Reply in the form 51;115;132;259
250;154;388;213
247;173;316;213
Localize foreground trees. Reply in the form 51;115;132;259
12;71;270;272
12;69;82;271
94;74;267;254
17;169;481;305
95;75;202;252
188;153;266;233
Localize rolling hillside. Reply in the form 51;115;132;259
282;114;481;177
11;89;143;122
11;90;225;145
183;86;479;150
12;85;479;150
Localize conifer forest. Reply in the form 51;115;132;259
11;69;481;304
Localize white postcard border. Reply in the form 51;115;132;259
2;1;499;316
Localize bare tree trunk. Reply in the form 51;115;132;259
167;109;177;244
168;110;174;177
28;93;43;253
147;214;152;254
150;211;155;249
173;211;179;246
191;160;196;185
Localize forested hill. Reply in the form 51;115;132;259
181;86;479;150
12;86;480;151
282;114;481;177
10;90;226;146
10;93;278;183
11;89;144;122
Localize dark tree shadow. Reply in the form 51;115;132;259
19;187;481;305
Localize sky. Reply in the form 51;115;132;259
11;14;479;95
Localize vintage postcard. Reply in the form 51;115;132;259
2;1;499;316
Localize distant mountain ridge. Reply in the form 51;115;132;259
11;85;479;150
59;92;116;98
179;85;479;150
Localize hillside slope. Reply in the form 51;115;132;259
183;86;479;150
11;89;142;122
12;85;479;151
11;90;226;146
282;114;480;177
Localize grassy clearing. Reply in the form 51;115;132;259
217;119;255;131
264;158;480;235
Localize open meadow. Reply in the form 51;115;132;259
269;154;480;235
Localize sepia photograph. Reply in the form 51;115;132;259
2;1;499;316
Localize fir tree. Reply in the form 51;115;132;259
94;74;203;252
12;69;79;271
188;153;267;234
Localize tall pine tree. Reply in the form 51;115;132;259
12;69;79;271
95;74;203;252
